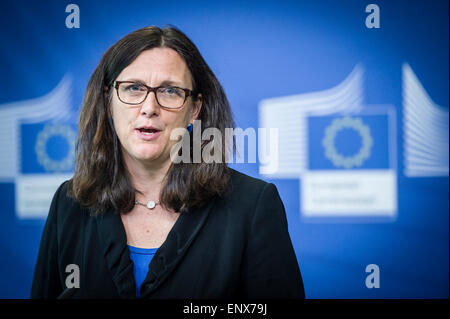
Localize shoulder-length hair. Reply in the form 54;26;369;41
68;26;234;215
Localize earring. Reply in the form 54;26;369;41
187;123;193;132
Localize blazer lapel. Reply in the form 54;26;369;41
140;198;216;298
96;209;136;299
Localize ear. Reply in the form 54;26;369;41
189;93;202;123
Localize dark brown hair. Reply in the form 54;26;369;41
68;26;234;215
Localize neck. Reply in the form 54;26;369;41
124;154;172;201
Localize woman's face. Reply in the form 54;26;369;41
109;48;201;169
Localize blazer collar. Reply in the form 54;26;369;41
140;198;216;297
96;198;216;299
95;209;135;299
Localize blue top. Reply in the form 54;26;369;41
128;245;158;297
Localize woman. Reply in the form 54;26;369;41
30;26;304;299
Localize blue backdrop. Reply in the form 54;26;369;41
0;0;448;298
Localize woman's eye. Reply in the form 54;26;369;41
125;84;143;92
162;87;181;96
164;87;176;94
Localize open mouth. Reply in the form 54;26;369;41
137;127;160;135
135;126;162;140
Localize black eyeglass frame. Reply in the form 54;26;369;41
113;81;196;109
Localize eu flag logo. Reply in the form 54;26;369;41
302;108;397;219
308;113;392;170
20;122;76;174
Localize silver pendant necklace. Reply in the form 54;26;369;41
135;199;159;210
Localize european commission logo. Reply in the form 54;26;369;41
0;75;77;219
303;110;397;219
259;63;448;221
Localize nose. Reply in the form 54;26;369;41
140;91;160;117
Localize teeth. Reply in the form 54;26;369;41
141;131;155;135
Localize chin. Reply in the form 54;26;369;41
129;145;161;162
135;152;162;163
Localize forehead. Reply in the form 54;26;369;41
117;47;192;86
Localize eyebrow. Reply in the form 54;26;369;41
121;78;186;87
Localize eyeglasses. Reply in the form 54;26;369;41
113;81;196;109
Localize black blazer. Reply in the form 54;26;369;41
30;169;304;299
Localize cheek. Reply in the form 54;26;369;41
164;108;188;128
158;113;188;148
111;106;134;138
